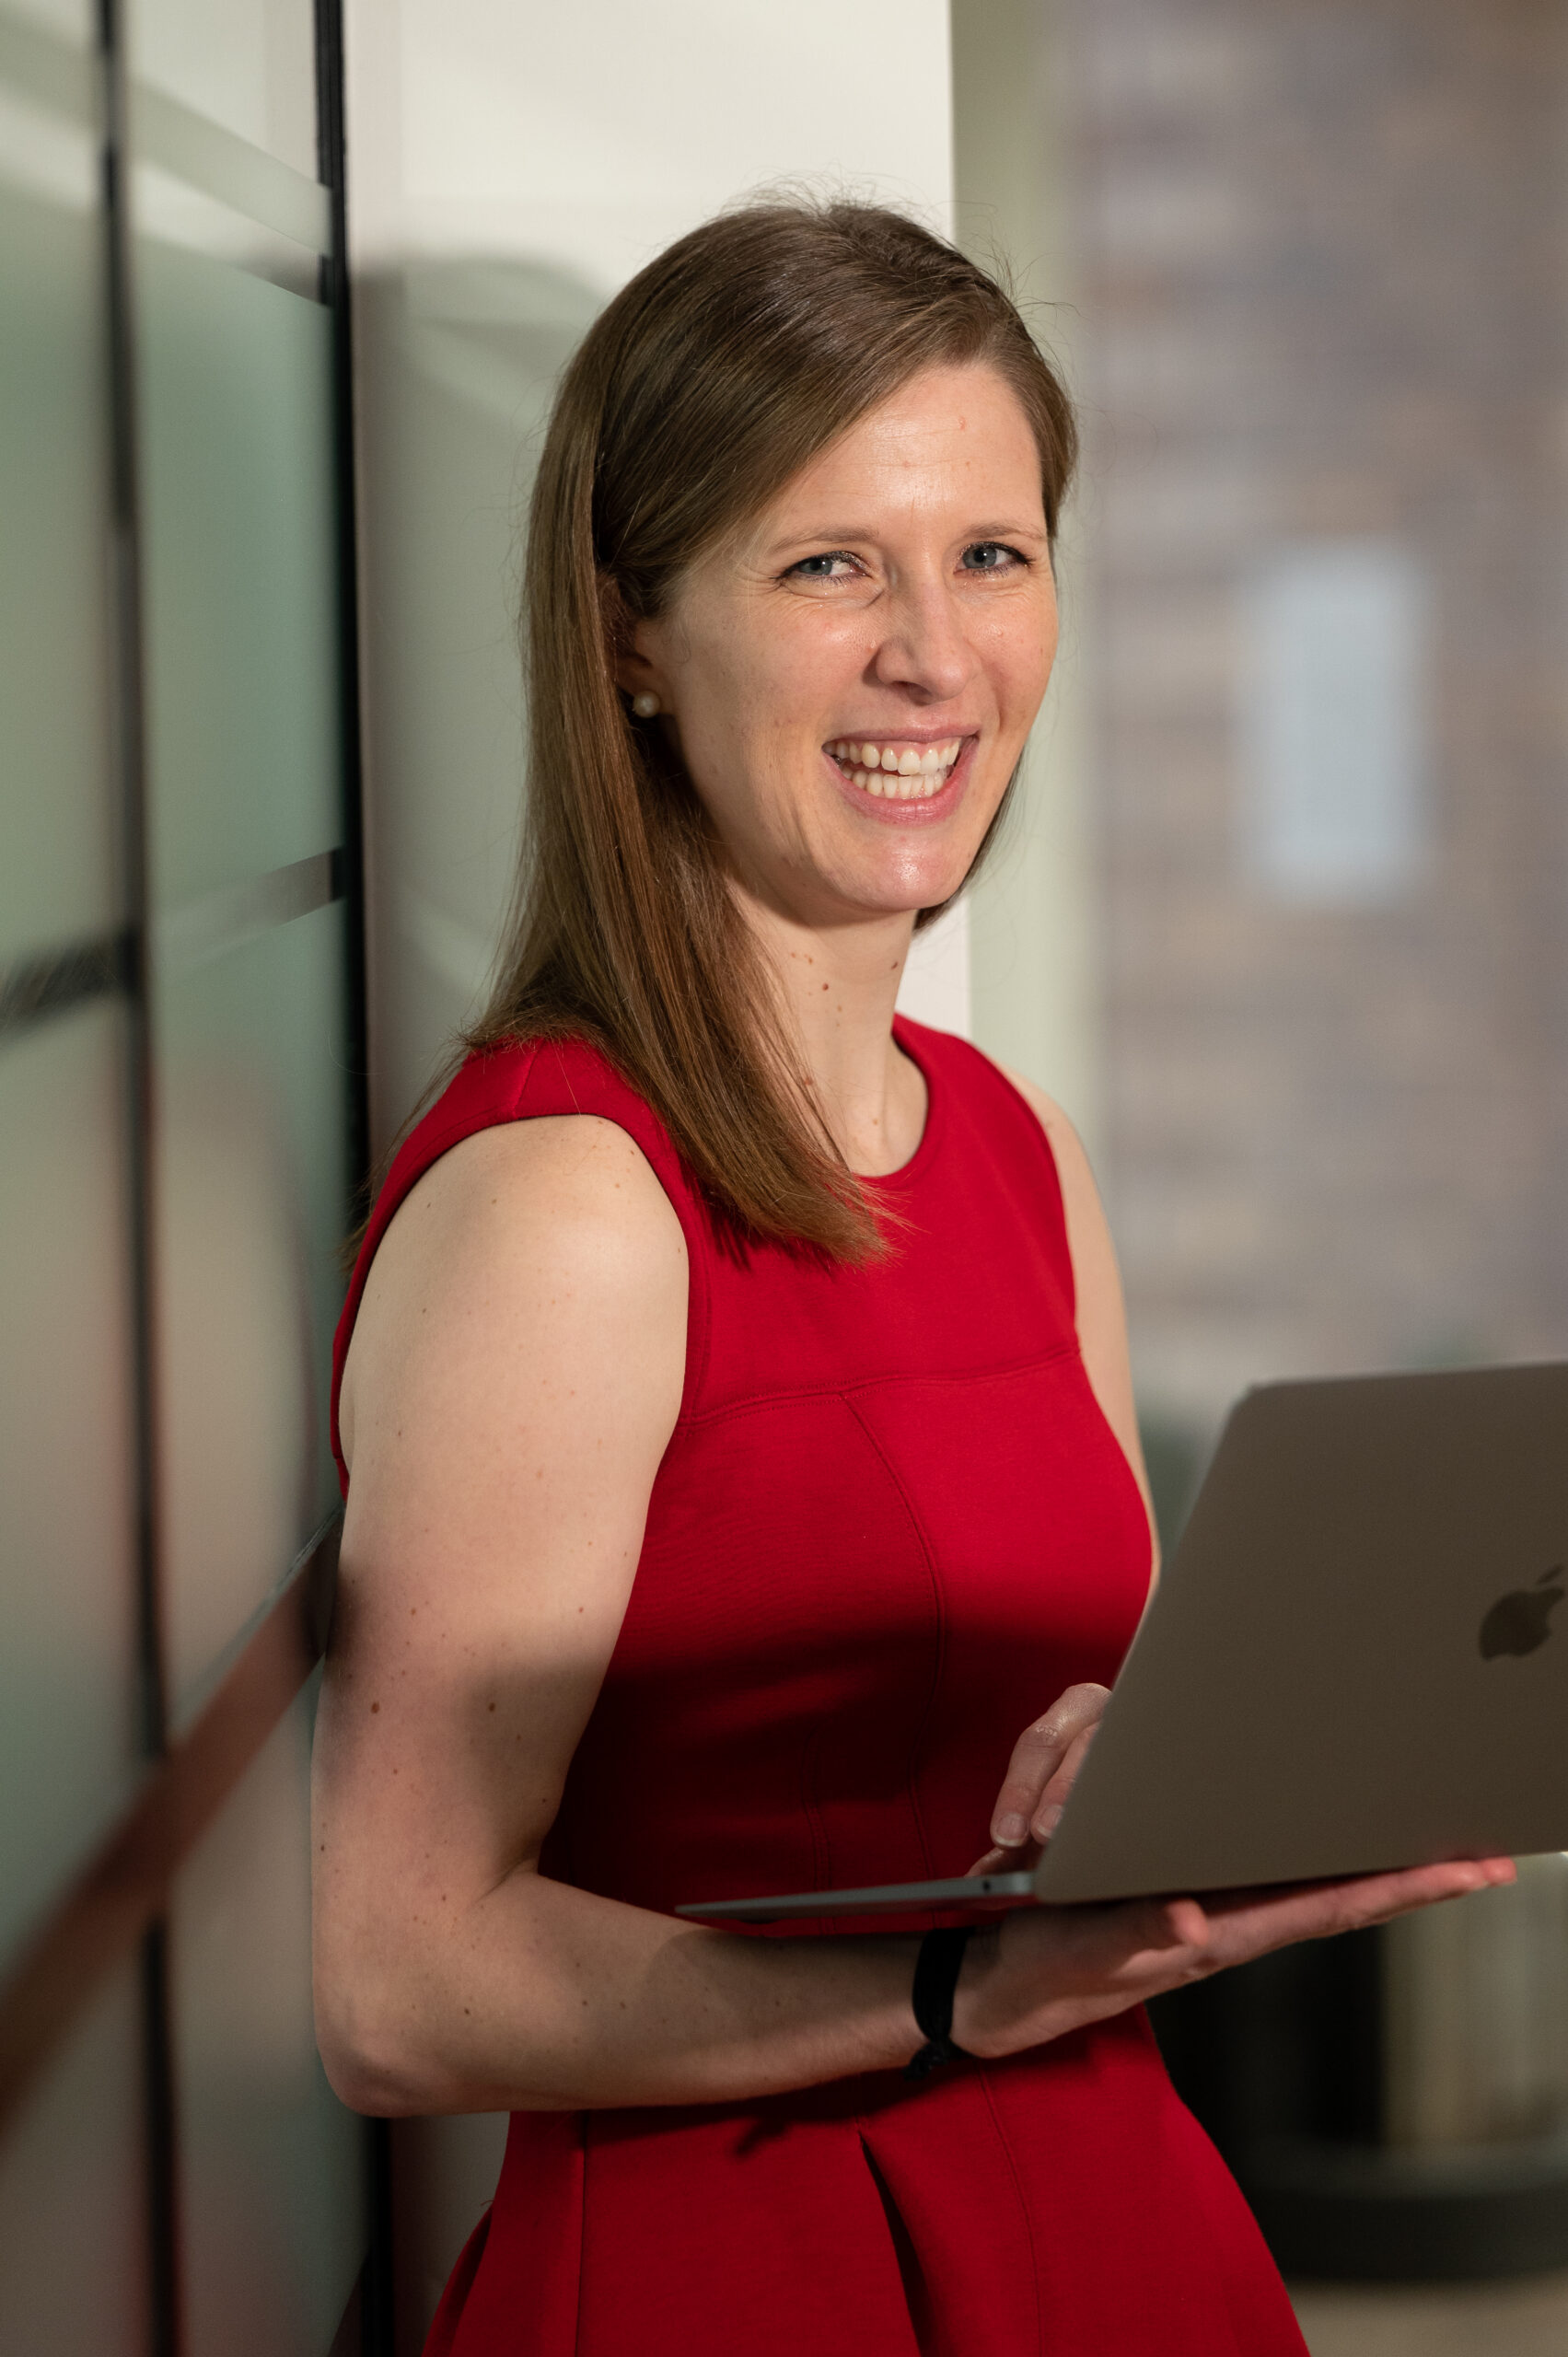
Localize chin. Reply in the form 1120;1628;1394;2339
842;874;971;924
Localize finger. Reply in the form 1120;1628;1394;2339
1200;1856;1516;1964
1330;1855;1516;1926
966;1839;1047;1875
989;1685;1109;1850
1217;1855;1514;1927
1163;1896;1211;1948
1030;1723;1100;1841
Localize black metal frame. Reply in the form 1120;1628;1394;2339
99;6;182;2346
315;1;393;2342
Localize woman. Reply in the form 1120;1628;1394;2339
313;203;1509;2355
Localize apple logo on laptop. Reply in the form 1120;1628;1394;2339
1479;1566;1565;1660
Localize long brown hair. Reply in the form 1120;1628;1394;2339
469;199;1076;1258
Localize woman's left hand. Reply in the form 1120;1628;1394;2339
968;1682;1110;1875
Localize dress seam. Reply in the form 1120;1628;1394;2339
672;1338;1081;1434
974;2065;1049;2355
840;1396;947;1883
572;2111;587;2357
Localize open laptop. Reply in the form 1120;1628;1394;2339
677;1362;1568;1923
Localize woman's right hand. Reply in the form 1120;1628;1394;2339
952;1854;1517;2061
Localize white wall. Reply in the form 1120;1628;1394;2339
341;5;959;2328
344;0;963;1163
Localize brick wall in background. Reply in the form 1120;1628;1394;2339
1071;0;1568;1448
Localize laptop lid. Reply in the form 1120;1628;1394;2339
1030;1361;1568;1904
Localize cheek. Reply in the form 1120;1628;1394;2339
991;610;1057;725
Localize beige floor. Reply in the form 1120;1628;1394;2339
1290;2271;1568;2356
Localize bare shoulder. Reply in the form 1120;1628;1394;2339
340;1114;687;1473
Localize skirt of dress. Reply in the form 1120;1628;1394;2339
426;2008;1307;2357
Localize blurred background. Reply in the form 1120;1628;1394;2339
1;1;1564;2351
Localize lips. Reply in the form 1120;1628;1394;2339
826;736;966;801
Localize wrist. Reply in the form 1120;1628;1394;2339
903;1925;979;2079
948;1921;1005;2060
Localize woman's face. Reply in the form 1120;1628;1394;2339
622;361;1058;934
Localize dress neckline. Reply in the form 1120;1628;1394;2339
859;1016;945;1190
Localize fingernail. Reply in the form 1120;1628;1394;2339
994;1813;1028;1846
1032;1804;1063;1840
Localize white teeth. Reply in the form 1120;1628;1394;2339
832;737;967;800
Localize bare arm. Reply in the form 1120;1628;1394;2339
314;1116;930;2114
313;1111;1512;2119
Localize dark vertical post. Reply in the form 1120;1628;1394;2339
97;4;182;2351
316;0;373;1205
314;6;389;2351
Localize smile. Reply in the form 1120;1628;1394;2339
826;737;964;800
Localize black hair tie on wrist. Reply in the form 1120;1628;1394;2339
904;1925;976;2080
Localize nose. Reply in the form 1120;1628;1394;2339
867;573;979;704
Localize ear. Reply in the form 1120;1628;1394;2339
611;616;676;709
600;571;672;705
612;637;668;703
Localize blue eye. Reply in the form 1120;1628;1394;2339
787;551;859;580
961;542;1026;573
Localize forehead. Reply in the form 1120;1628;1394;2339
758;362;1044;535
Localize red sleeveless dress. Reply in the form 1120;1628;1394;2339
331;1018;1306;2357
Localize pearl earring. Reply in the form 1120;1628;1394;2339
632;691;660;719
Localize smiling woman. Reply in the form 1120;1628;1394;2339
311;201;1504;2357
470;203;1073;1255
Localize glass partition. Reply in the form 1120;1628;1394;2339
173;1685;365;2356
125;0;366;2341
0;0;139;1967
0;1962;147;2355
0;1009;140;1962
0;1;115;970
0;1;370;2348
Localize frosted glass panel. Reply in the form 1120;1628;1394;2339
0;1006;139;1963
156;901;350;1719
173;1685;364;2357
135;233;340;911
129;0;318;178
0;63;115;967
0;1957;146;2355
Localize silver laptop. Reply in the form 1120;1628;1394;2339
678;1363;1568;1923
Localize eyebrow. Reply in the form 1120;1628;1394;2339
760;518;1049;554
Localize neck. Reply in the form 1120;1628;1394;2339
738;893;927;1178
